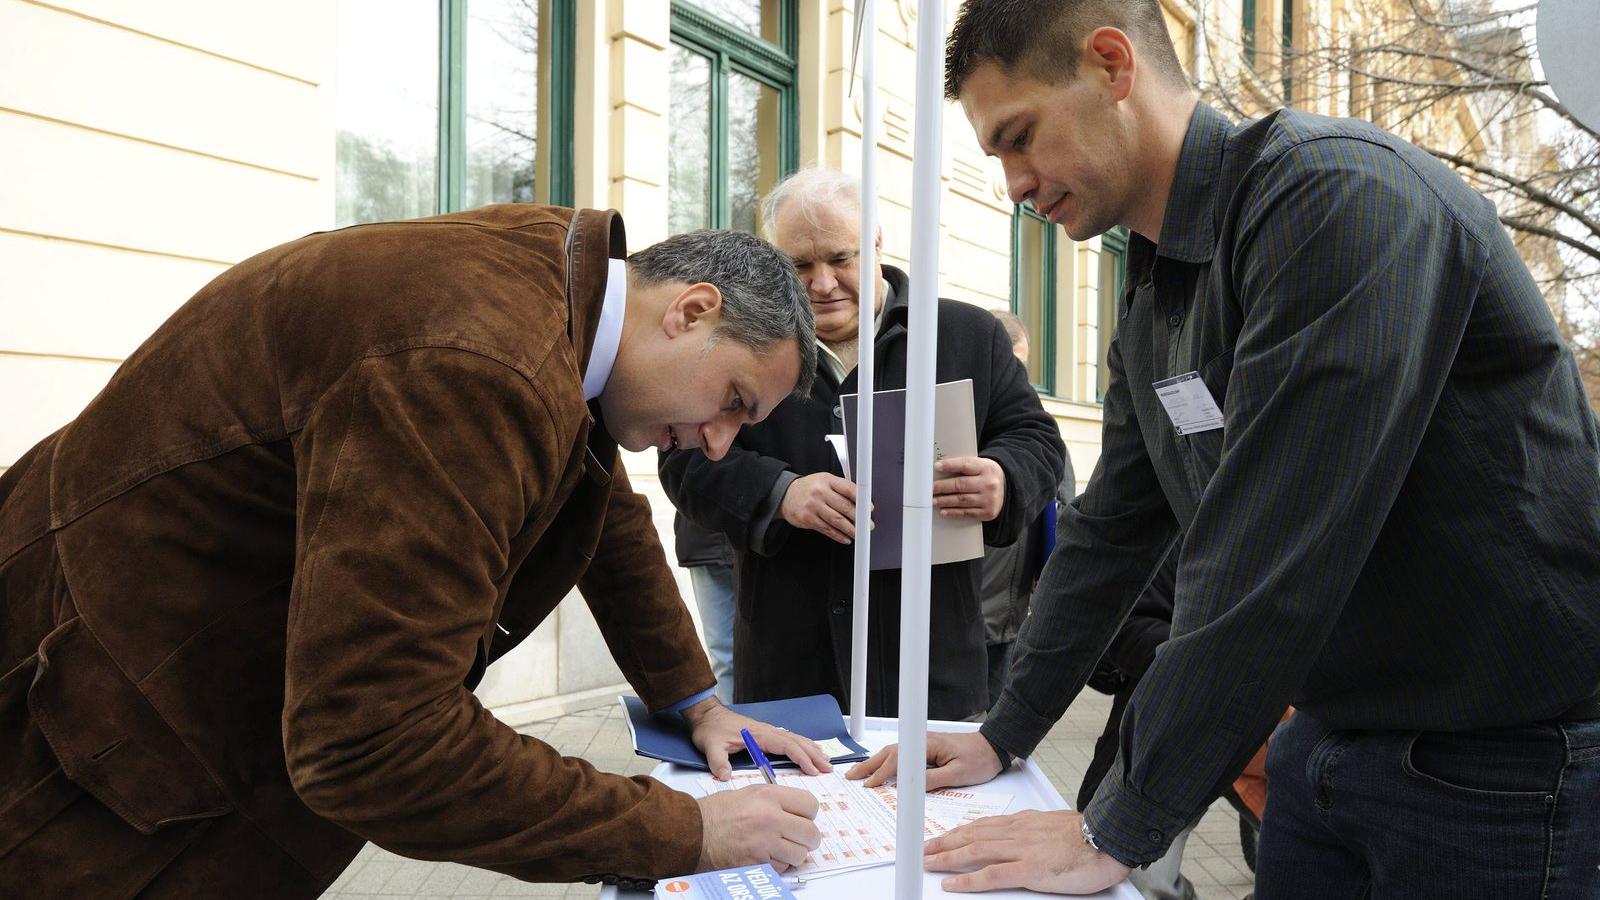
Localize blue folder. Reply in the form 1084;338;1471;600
620;693;871;771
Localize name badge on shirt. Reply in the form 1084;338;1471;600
1153;372;1224;435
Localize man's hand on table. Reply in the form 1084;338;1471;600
681;696;833;780
843;730;1003;790
695;786;822;874
683;697;826;873
924;809;1131;894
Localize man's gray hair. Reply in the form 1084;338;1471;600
991;309;1028;347
628;229;817;397
759;167;865;240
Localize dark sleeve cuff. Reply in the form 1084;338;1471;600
979;688;1058;761
749;470;800;556
979;730;1014;773
979;454;1024;548
1082;769;1190;868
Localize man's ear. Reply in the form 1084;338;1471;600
874;226;883;257
1087;26;1137;102
662;282;724;337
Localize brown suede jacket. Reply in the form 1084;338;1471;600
0;205;715;898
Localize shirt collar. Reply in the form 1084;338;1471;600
1152;101;1231;265
583;258;627;401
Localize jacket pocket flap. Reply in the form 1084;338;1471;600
27;618;232;835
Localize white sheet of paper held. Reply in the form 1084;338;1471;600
689;771;1013;879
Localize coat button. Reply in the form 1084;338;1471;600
1148;829;1164;844
831;601;848;615
1166;313;1183;328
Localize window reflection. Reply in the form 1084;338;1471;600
727;72;779;235
1015;210;1050;388
335;1;438;226
669;45;713;235
689;0;780;43
464;0;541;208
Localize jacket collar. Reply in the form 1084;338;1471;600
564;208;628;385
878;263;912;340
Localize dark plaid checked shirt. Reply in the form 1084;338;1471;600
982;102;1600;867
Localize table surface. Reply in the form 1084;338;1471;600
602;717;1143;900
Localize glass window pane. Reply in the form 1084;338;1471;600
1016;212;1048;386
335;0;438;226
688;0;780;43
669;45;713;235
727;71;780;235
1097;241;1125;401
463;0;542;208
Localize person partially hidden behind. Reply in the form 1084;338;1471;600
979;309;1074;708
849;1;1600;898
0;206;833;899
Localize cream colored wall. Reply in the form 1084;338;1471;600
0;0;336;471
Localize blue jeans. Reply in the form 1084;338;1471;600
688;563;736;704
1256;711;1600;899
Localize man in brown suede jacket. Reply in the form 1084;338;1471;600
0;205;831;898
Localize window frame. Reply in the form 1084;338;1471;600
1242;0;1257;68
1095;226;1129;403
1010;204;1057;396
434;0;576;214
669;0;799;230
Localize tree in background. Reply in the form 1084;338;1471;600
1194;0;1599;409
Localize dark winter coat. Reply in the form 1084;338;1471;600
659;265;1065;720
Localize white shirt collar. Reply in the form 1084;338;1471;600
583;258;627;401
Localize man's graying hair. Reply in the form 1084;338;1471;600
629;229;817;397
992;309;1028;347
945;0;1188;99
759;167;864;241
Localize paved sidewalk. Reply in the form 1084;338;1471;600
321;691;1256;899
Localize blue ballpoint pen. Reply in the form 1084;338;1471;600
739;727;777;784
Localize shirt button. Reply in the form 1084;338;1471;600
1166;313;1183;328
1148;829;1164;844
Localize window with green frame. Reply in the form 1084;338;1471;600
1011;205;1056;394
1096;227;1128;402
334;0;575;227
1281;0;1295;101
667;0;799;235
1242;0;1257;67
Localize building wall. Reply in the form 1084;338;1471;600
8;0;1544;717
0;0;336;466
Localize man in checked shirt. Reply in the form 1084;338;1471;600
847;1;1600;897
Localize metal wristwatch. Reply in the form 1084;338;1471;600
1080;820;1101;853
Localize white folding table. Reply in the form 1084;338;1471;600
601;717;1143;900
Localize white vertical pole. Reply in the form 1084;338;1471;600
848;0;878;743
896;0;946;895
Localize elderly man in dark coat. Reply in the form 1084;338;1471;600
659;169;1066;722
0;206;833;899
